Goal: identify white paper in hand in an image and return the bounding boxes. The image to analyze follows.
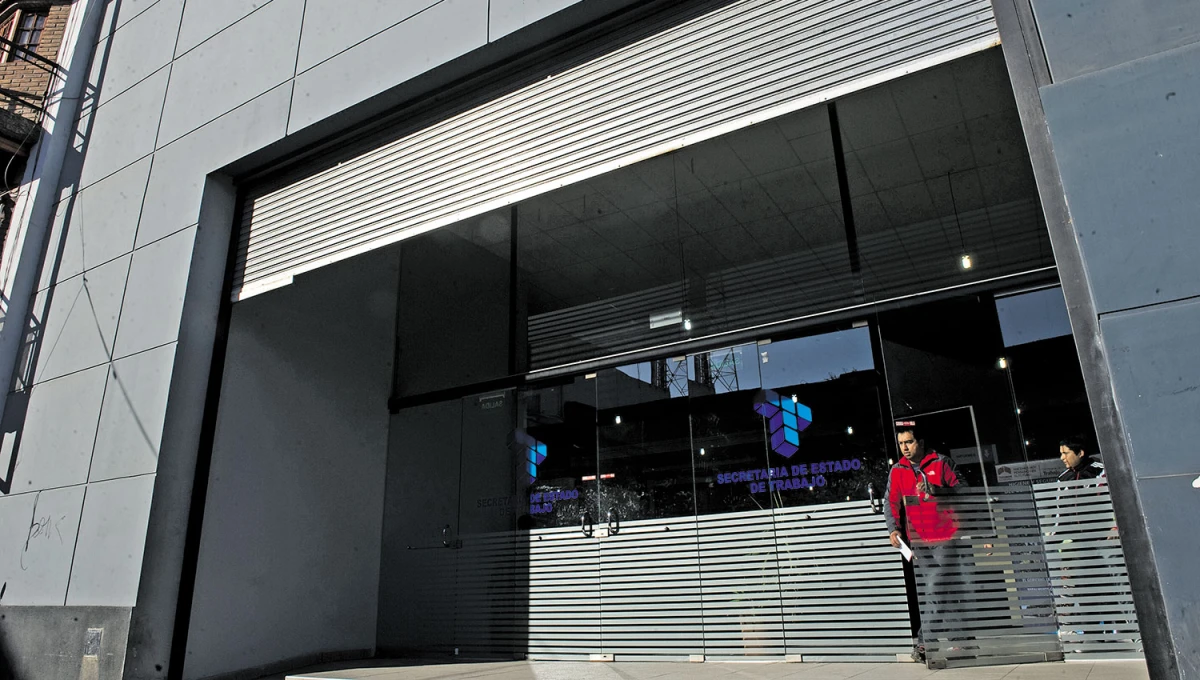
[896,538,914,562]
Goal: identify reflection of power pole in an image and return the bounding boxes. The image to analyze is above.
[652,358,690,397]
[694,353,713,389]
[706,350,740,393]
[651,359,668,390]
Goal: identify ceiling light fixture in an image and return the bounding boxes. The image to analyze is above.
[949,172,972,272]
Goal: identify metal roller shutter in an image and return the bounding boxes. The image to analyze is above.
[233,0,999,300]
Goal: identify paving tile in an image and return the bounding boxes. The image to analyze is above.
[276,660,1147,680]
[1081,661,1150,680]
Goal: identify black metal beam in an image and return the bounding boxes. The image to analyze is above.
[827,101,861,275]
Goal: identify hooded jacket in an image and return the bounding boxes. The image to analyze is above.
[1057,458,1105,482]
[884,451,961,543]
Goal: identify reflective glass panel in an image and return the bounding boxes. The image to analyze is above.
[519,377,598,529]
[515,105,854,370]
[596,359,695,522]
[837,48,1054,303]
[758,328,890,506]
[394,209,512,397]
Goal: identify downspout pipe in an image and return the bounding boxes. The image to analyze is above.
[0,0,105,418]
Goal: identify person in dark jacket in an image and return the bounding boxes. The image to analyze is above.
[1058,437,1105,481]
[885,422,963,664]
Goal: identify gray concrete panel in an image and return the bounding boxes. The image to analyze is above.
[138,83,291,247]
[28,254,129,383]
[156,0,302,146]
[37,157,152,293]
[288,0,487,133]
[0,606,131,680]
[0,365,107,494]
[0,493,36,589]
[120,177,237,680]
[183,249,395,680]
[1042,41,1200,315]
[66,474,157,606]
[489,0,581,41]
[89,344,176,484]
[96,0,161,41]
[0,485,85,605]
[114,226,196,358]
[76,67,170,190]
[1101,298,1200,479]
[176,0,272,56]
[1030,0,1200,82]
[1136,474,1200,679]
[90,0,183,107]
[297,0,438,73]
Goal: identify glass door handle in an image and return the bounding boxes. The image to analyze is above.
[607,510,620,535]
[868,483,883,514]
[581,514,594,538]
[442,524,461,549]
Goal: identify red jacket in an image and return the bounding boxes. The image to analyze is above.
[885,451,961,543]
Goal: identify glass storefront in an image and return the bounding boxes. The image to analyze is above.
[390,48,1055,398]
[377,47,1140,667]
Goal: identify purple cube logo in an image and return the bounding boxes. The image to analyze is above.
[512,430,548,484]
[753,389,812,458]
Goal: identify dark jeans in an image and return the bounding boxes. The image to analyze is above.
[913,540,962,650]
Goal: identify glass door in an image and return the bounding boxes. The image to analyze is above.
[594,358,702,661]
[876,296,1062,669]
[453,389,524,659]
[687,343,784,660]
[517,376,602,660]
[756,328,910,662]
[378,400,462,657]
[995,287,1142,659]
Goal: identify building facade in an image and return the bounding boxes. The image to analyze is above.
[0,0,71,252]
[0,1,1196,679]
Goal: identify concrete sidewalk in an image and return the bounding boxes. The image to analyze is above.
[276,659,1149,680]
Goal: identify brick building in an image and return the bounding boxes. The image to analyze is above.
[0,0,69,248]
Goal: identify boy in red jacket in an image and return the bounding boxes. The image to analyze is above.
[885,422,962,663]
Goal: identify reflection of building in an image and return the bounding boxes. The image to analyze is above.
[0,0,1194,678]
